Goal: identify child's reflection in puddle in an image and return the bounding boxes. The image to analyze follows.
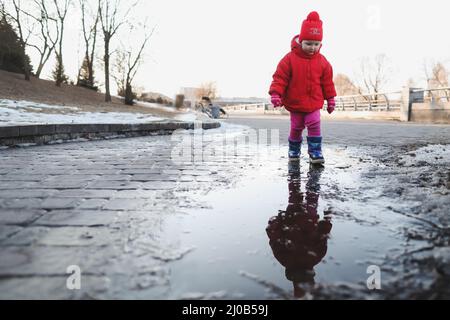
[266,162,332,298]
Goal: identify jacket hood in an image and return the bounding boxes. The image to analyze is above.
[291,35,322,59]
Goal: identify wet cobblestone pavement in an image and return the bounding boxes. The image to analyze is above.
[0,118,449,299]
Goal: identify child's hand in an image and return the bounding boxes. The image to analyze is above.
[327,97,336,114]
[271,94,282,108]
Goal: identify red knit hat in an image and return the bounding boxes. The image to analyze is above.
[299,11,323,42]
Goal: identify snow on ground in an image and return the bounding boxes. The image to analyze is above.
[136,100,181,113]
[136,100,208,122]
[0,99,205,126]
[401,144,450,166]
[0,99,80,111]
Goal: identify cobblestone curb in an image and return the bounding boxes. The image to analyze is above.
[0,121,220,147]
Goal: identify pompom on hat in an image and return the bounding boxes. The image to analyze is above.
[299,11,323,42]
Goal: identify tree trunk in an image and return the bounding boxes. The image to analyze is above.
[55,54,62,86]
[23,65,30,81]
[88,61,94,87]
[56,22,65,87]
[89,32,97,88]
[125,81,133,105]
[24,68,30,81]
[36,47,53,79]
[36,63,44,79]
[104,37,111,102]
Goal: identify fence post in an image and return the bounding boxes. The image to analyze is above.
[400,86,412,122]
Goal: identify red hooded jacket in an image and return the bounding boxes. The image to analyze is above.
[269,35,337,113]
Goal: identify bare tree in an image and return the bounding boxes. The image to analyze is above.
[98,0,138,102]
[113,25,153,105]
[334,74,360,96]
[424,60,449,89]
[195,81,218,100]
[112,48,126,98]
[26,0,59,78]
[423,59,449,100]
[3,0,59,79]
[4,0,35,80]
[358,54,392,95]
[423,59,434,88]
[77,0,98,89]
[52,0,71,86]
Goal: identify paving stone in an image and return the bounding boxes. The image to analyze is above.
[0,276,113,299]
[85,181,142,190]
[0,174,47,181]
[129,174,178,182]
[0,210,45,225]
[0,189,56,198]
[0,198,43,209]
[32,210,118,227]
[1,226,51,246]
[0,246,112,276]
[0,181,36,189]
[114,190,160,199]
[40,198,82,210]
[102,199,149,211]
[35,227,115,246]
[56,189,114,198]
[0,225,22,241]
[77,199,109,210]
[140,182,175,190]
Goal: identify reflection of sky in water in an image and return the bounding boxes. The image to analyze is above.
[159,147,414,299]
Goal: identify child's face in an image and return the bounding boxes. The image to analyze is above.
[301,40,322,55]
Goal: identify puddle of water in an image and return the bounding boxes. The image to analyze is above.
[149,147,419,299]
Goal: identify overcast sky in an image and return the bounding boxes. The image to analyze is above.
[28,0,450,99]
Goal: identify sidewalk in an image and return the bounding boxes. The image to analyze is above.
[0,123,247,299]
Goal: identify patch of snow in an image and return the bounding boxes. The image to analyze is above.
[0,99,79,111]
[402,144,450,166]
[173,111,218,122]
[47,140,64,145]
[0,98,165,125]
[16,143,37,147]
[174,112,200,122]
[179,292,205,300]
[204,290,228,299]
[433,247,450,276]
[137,101,208,122]
[136,101,181,113]
[215,122,250,132]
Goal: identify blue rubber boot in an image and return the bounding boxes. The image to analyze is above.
[288,139,302,161]
[307,136,325,164]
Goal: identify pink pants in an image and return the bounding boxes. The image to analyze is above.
[289,110,321,142]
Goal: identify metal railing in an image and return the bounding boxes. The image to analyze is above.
[223,103,268,111]
[330,91,402,111]
[223,92,403,112]
[412,87,450,103]
[222,87,450,113]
